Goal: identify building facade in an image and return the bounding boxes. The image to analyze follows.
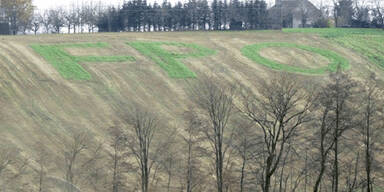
[268,0,322,28]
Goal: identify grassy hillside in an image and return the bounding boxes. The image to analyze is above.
[0,29,383,191]
[284,28,384,69]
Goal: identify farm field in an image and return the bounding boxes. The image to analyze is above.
[284,28,384,70]
[0,30,383,191]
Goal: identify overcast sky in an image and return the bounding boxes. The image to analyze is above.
[33,0,123,10]
[32,0,330,10]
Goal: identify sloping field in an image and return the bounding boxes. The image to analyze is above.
[0,30,383,190]
[284,28,384,70]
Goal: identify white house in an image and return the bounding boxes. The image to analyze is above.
[268,0,322,28]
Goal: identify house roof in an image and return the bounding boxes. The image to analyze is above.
[269,0,322,18]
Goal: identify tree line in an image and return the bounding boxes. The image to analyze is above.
[1,0,384,34]
[0,68,383,192]
[328,0,384,28]
[97,0,268,32]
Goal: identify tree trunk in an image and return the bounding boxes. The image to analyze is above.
[333,136,339,192]
[112,149,118,192]
[39,165,43,192]
[216,141,224,192]
[313,158,326,192]
[167,160,173,192]
[279,149,289,192]
[333,101,339,192]
[314,117,329,192]
[304,150,308,192]
[186,139,192,192]
[240,155,246,192]
[365,105,371,192]
[264,157,273,192]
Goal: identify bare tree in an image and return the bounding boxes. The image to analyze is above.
[61,129,91,188]
[108,126,128,192]
[309,67,357,192]
[239,74,313,192]
[63,9,72,34]
[160,143,180,192]
[183,110,205,192]
[48,8,65,33]
[352,0,370,27]
[32,141,50,192]
[344,151,362,192]
[0,144,30,191]
[83,2,98,33]
[189,75,236,192]
[372,0,384,28]
[328,69,356,192]
[31,12,42,35]
[0,145,17,176]
[332,0,340,27]
[72,3,80,33]
[18,12,32,34]
[277,138,292,192]
[80,140,105,191]
[359,73,383,192]
[276,140,307,192]
[312,97,336,192]
[77,3,87,33]
[7,156,30,191]
[231,118,256,192]
[1,0,34,35]
[63,3,79,34]
[41,10,51,33]
[125,106,159,192]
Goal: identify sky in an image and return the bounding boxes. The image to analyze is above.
[32,0,330,10]
[33,0,124,10]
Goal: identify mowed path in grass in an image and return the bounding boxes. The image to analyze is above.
[0,31,381,188]
[284,28,384,70]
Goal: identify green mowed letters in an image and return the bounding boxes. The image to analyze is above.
[32,41,216,79]
[241,42,350,74]
[32,41,351,80]
[127,41,216,78]
[30,42,135,80]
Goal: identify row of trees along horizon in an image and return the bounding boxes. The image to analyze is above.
[0,69,383,191]
[0,0,384,35]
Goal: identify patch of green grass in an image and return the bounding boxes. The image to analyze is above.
[283,28,384,38]
[128,41,216,78]
[374,185,384,192]
[283,28,384,69]
[241,42,350,74]
[76,55,135,63]
[31,43,135,80]
[55,42,110,48]
[334,35,384,69]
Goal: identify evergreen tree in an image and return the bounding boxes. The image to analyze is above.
[197,0,210,30]
[211,0,220,30]
[97,0,268,32]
